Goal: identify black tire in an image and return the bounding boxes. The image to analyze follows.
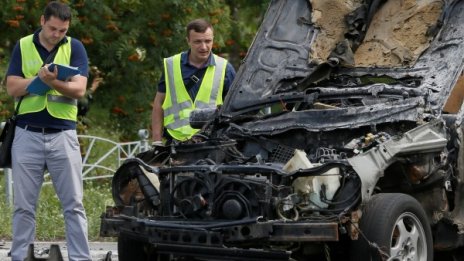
[351,193,433,261]
[118,233,158,261]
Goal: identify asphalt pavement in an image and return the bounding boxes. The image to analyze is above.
[1,240,462,261]
[0,241,118,261]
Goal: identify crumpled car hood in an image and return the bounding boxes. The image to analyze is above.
[221,0,464,125]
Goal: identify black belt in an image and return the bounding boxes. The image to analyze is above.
[17,123,65,134]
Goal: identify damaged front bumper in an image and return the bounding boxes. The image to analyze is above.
[100,211,340,260]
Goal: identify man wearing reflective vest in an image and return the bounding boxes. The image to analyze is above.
[5,2,91,260]
[151,18,236,144]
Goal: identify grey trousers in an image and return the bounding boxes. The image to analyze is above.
[10,127,91,261]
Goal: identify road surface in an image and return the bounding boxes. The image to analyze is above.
[1,240,463,260]
[0,241,118,260]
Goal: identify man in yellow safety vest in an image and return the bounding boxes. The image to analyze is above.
[151,18,236,144]
[5,1,91,260]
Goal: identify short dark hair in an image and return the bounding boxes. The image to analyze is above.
[43,1,72,22]
[186,19,213,38]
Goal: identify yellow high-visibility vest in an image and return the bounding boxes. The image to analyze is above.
[17,34,78,121]
[162,53,227,141]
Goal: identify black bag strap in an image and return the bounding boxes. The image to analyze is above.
[13,97,23,116]
[185,68,206,90]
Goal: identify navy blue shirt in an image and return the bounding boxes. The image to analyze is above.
[157,51,236,100]
[7,29,89,129]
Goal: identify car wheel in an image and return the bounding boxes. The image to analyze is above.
[118,233,159,261]
[351,193,433,261]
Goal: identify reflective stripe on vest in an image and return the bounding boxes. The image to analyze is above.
[17,35,78,121]
[162,53,227,141]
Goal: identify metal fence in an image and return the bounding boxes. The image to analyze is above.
[2,129,151,206]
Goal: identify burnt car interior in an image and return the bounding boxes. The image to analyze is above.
[101,0,464,260]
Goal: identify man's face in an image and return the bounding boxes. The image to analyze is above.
[40,15,69,47]
[187,27,214,64]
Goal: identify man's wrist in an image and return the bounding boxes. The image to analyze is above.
[152,140,163,146]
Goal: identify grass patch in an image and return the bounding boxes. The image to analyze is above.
[0,180,13,240]
[0,174,114,241]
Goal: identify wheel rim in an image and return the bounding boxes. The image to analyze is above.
[389,212,427,261]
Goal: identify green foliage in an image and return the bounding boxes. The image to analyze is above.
[0,47,13,120]
[0,184,13,239]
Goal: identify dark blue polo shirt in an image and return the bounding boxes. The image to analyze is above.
[6,29,89,129]
[157,51,236,100]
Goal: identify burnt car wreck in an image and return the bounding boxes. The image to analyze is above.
[100,0,464,260]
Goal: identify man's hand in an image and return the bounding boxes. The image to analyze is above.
[38,64,58,86]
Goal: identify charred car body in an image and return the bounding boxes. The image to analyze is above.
[100,0,464,260]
